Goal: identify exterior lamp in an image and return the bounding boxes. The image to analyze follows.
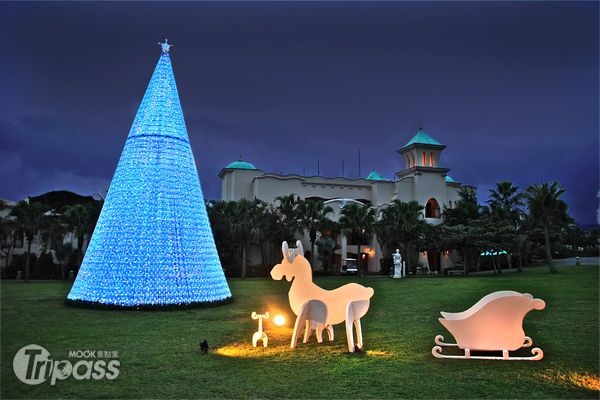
[273,314,286,327]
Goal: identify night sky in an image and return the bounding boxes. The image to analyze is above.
[1,2,598,225]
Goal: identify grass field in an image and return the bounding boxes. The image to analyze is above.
[1,265,598,399]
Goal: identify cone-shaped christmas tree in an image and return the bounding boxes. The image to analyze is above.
[67,41,232,308]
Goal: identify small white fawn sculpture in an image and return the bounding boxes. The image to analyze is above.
[252,311,269,348]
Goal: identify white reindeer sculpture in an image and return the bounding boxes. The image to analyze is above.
[271,241,374,353]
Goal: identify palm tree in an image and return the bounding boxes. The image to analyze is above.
[487,181,525,271]
[63,204,90,268]
[275,194,300,242]
[442,187,483,274]
[488,181,524,223]
[376,200,425,269]
[525,181,572,273]
[230,199,262,278]
[206,200,236,269]
[9,201,48,282]
[339,202,376,271]
[296,199,333,267]
[0,203,16,269]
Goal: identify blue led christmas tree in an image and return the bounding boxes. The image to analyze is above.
[67,40,232,308]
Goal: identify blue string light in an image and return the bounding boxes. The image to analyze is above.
[67,50,232,307]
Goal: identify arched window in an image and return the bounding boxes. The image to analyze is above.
[429,152,435,166]
[422,151,426,166]
[425,198,441,218]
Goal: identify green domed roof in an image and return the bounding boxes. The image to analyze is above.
[445,175,455,183]
[366,169,388,181]
[402,129,443,149]
[225,160,257,170]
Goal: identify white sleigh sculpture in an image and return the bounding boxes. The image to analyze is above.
[271,241,374,353]
[432,291,546,361]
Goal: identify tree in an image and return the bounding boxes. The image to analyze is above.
[339,202,376,271]
[0,213,15,270]
[488,181,524,222]
[9,201,48,282]
[207,200,236,270]
[375,200,426,269]
[296,199,333,267]
[487,181,525,271]
[316,236,337,272]
[442,187,482,274]
[275,194,300,243]
[229,199,263,278]
[63,204,92,269]
[525,181,573,273]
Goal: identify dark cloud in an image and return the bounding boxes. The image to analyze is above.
[1,1,598,224]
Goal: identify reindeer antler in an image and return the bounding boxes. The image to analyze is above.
[282,240,305,262]
[296,240,304,257]
[282,241,295,263]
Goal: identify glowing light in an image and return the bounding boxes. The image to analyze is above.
[273,314,286,327]
[67,49,232,307]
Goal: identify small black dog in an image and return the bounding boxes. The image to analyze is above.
[199,339,209,355]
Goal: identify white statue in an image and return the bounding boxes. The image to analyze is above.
[393,249,404,278]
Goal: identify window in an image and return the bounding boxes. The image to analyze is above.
[425,198,441,218]
[429,152,435,166]
[422,151,426,166]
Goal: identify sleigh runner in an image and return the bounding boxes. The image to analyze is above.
[432,291,545,361]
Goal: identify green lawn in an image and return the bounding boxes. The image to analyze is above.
[2,265,598,399]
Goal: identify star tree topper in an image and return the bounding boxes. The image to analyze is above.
[158,39,173,53]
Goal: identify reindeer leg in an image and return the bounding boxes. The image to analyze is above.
[291,314,302,348]
[353,319,363,349]
[345,303,357,352]
[326,325,334,341]
[303,320,312,344]
[345,318,355,353]
[315,323,324,343]
[291,302,309,348]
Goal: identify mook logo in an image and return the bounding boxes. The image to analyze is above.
[13,344,120,385]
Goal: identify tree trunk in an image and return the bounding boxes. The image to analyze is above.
[242,245,247,279]
[357,244,362,275]
[544,225,558,273]
[310,241,316,270]
[25,241,32,282]
[77,234,84,267]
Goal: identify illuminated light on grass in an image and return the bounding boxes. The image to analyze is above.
[538,371,600,391]
[365,350,394,357]
[273,314,286,326]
